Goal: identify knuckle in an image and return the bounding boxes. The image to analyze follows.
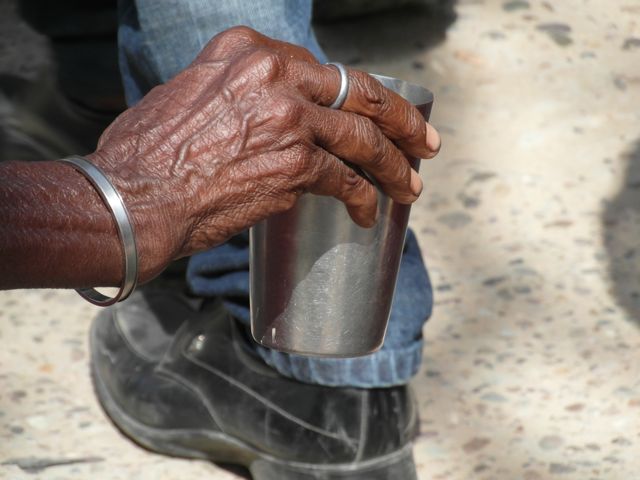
[353,71,386,107]
[357,118,385,165]
[269,96,305,126]
[353,71,411,123]
[220,26,259,46]
[340,170,362,195]
[405,110,425,142]
[243,49,284,82]
[257,50,283,76]
[204,26,260,56]
[285,144,313,181]
[360,181,378,206]
[345,178,375,209]
[225,25,259,41]
[280,192,299,211]
[297,47,318,64]
[371,89,392,118]
[351,70,373,89]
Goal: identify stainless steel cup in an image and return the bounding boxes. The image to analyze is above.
[250,75,433,357]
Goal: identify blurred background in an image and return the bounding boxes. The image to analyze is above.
[1,0,639,478]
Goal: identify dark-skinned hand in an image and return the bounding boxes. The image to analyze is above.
[87,26,441,282]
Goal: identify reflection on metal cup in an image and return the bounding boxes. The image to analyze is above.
[250,75,433,357]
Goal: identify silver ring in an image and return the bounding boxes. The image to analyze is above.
[325,62,349,110]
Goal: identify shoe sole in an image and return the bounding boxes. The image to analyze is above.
[90,326,418,479]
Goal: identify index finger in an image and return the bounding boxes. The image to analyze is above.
[291,62,441,160]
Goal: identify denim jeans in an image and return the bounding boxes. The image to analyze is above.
[118,0,433,387]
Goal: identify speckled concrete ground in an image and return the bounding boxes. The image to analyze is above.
[2,1,640,479]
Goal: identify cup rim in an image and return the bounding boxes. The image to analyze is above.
[371,73,434,106]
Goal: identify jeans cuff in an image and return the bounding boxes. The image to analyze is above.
[254,340,423,388]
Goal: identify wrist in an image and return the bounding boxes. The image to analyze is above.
[85,151,186,284]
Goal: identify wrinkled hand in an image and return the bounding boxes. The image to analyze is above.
[88,26,441,282]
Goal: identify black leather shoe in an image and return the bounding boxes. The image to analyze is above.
[90,289,419,479]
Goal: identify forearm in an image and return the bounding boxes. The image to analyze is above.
[0,160,126,289]
[0,157,168,290]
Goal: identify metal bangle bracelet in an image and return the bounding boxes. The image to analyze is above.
[58,155,138,306]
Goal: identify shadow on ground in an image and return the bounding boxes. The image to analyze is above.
[603,139,640,325]
[315,1,457,66]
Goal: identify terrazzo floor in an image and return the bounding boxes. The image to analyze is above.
[2,0,640,479]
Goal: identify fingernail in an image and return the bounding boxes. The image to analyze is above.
[425,122,441,155]
[410,169,423,197]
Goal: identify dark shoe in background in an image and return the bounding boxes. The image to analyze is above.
[0,0,123,162]
[90,289,420,479]
[0,73,120,161]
